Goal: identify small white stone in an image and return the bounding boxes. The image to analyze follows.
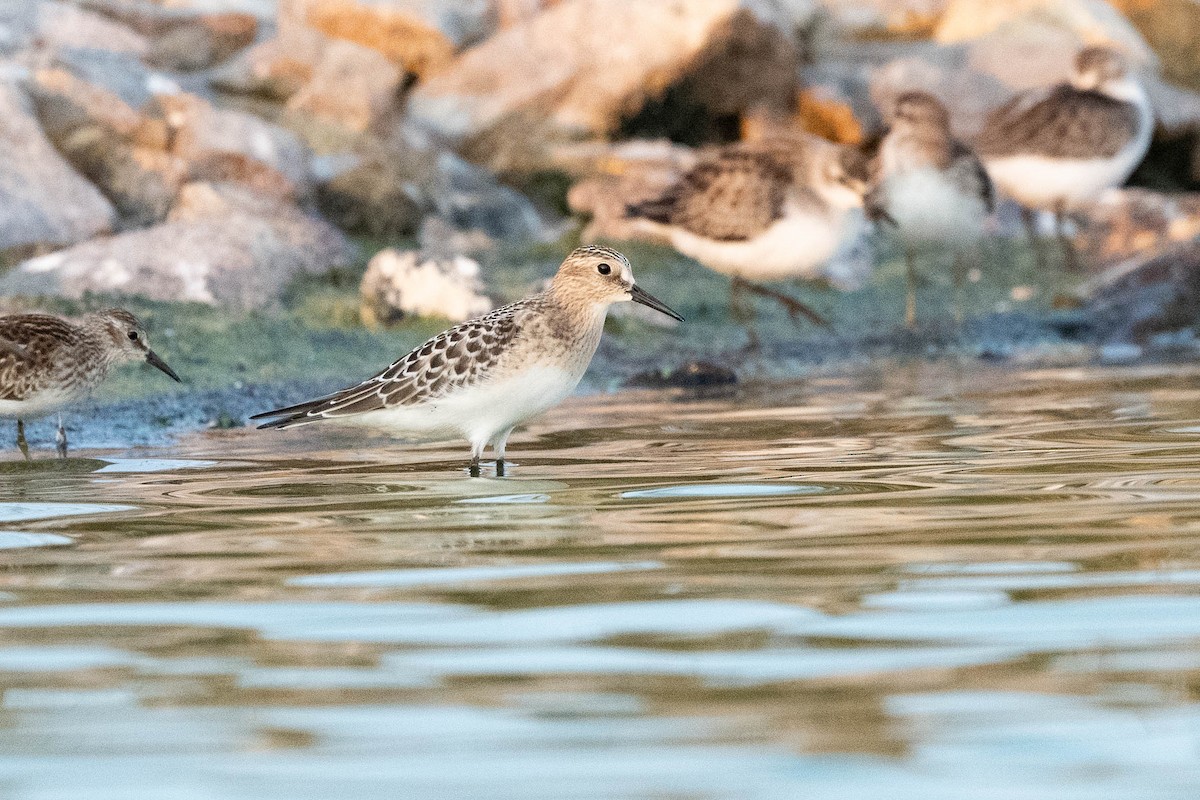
[360,249,493,325]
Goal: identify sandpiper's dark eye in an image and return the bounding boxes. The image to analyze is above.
[597,263,612,275]
[128,331,139,341]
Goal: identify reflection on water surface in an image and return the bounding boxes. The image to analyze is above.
[2,361,1200,798]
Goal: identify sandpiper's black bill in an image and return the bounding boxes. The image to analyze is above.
[146,349,182,382]
[630,284,684,322]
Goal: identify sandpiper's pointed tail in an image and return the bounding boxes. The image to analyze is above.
[250,394,341,430]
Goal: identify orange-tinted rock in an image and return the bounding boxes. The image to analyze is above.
[297,0,493,78]
[1109,0,1200,92]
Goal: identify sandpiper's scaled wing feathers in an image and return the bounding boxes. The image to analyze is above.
[0,337,28,361]
[627,150,790,241]
[252,302,526,429]
[977,84,1140,160]
[0,315,81,401]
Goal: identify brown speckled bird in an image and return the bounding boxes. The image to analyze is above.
[252,246,682,477]
[625,133,869,327]
[865,92,994,328]
[976,45,1153,270]
[0,309,181,458]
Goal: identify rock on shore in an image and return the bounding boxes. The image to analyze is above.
[0,183,354,310]
[0,80,115,264]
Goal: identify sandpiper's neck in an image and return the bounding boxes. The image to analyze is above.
[76,315,123,379]
[541,286,610,339]
[883,126,953,174]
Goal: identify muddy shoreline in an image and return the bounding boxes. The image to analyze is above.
[11,302,1185,455]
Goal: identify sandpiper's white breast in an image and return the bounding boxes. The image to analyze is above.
[885,168,988,249]
[668,202,860,282]
[986,143,1149,208]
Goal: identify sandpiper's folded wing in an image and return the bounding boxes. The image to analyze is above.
[0,315,80,401]
[626,151,790,242]
[0,337,28,359]
[251,303,524,429]
[976,85,1139,160]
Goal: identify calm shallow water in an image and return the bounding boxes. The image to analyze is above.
[2,360,1200,798]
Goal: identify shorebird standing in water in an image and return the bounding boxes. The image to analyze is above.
[976,45,1153,271]
[0,309,181,458]
[624,133,868,331]
[253,246,682,477]
[865,91,994,328]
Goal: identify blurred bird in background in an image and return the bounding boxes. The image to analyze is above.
[865,92,994,328]
[625,131,870,340]
[976,45,1153,271]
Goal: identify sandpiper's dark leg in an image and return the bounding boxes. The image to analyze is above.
[491,428,512,478]
[15,420,29,461]
[952,251,967,326]
[1020,206,1046,271]
[728,277,753,323]
[469,456,481,478]
[740,281,829,328]
[1054,200,1080,273]
[905,248,919,329]
[55,416,67,459]
[728,278,761,352]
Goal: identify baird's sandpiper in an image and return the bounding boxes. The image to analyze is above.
[0,308,181,458]
[252,246,682,477]
[865,91,994,328]
[625,133,868,329]
[976,45,1153,271]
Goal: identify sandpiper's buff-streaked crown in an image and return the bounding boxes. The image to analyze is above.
[252,246,682,476]
[0,308,181,458]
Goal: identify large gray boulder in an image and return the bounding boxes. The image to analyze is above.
[159,92,313,197]
[0,182,354,310]
[29,66,185,226]
[0,80,115,264]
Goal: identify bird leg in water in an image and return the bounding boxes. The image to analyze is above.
[15,419,29,461]
[1054,200,1080,273]
[739,281,829,328]
[905,248,919,330]
[495,459,506,478]
[55,416,67,459]
[1020,206,1047,272]
[469,455,481,478]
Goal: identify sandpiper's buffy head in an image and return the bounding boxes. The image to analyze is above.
[86,308,181,382]
[892,91,952,134]
[1073,46,1128,91]
[551,246,683,321]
